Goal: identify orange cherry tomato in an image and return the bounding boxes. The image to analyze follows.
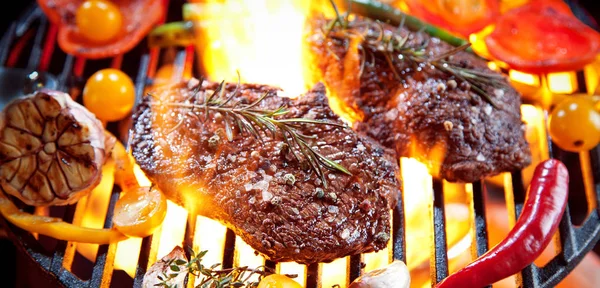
[113,186,167,238]
[257,274,302,288]
[548,97,600,152]
[75,0,123,43]
[83,68,135,122]
[37,0,165,59]
[404,0,499,37]
[486,0,600,74]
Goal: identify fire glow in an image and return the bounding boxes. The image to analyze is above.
[97,0,591,286]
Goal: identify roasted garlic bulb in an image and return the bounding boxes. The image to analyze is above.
[0,90,109,206]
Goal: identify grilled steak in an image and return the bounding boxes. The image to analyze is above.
[305,17,531,182]
[130,79,400,264]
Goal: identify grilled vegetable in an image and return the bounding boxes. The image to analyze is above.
[348,0,471,50]
[0,90,108,206]
[403,0,499,37]
[142,246,187,288]
[83,68,136,122]
[0,191,127,243]
[348,261,410,288]
[37,0,165,59]
[485,0,600,73]
[257,274,302,288]
[436,159,569,287]
[549,97,600,152]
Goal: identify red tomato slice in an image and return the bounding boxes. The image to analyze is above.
[485,0,600,74]
[405,0,499,38]
[37,0,165,59]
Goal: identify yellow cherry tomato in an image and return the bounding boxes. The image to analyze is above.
[113,186,167,238]
[257,274,302,288]
[75,0,123,43]
[549,97,600,152]
[83,68,135,121]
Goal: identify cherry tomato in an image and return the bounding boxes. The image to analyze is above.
[37,0,165,59]
[83,68,135,122]
[257,274,302,288]
[405,0,499,37]
[549,97,600,152]
[113,186,167,238]
[75,0,123,43]
[486,0,600,74]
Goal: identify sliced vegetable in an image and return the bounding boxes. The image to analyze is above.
[257,274,302,288]
[404,0,499,38]
[485,0,600,73]
[113,186,167,237]
[436,159,569,287]
[37,0,165,59]
[548,97,600,152]
[83,68,135,122]
[349,0,471,50]
[0,191,126,244]
[148,21,196,48]
[110,135,167,238]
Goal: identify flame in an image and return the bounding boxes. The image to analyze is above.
[187,0,317,96]
[278,262,307,286]
[547,72,577,94]
[321,257,348,288]
[76,162,115,264]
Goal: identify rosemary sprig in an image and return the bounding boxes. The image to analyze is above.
[151,78,351,188]
[323,0,507,108]
[155,247,297,288]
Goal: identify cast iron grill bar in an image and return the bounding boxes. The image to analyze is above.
[306,263,320,287]
[26,16,47,70]
[1,1,600,288]
[392,185,406,263]
[89,187,122,288]
[131,48,161,288]
[349,254,362,282]
[222,229,237,269]
[472,180,489,257]
[432,179,449,283]
[0,23,16,65]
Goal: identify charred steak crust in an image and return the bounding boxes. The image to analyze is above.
[306,17,532,182]
[130,80,401,264]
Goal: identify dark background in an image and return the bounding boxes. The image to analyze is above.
[0,0,600,287]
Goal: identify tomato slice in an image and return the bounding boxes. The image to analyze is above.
[113,186,167,238]
[485,0,600,74]
[404,0,499,37]
[37,0,165,59]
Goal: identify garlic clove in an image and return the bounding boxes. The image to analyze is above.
[348,260,410,288]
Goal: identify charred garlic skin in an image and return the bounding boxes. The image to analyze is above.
[0,90,107,206]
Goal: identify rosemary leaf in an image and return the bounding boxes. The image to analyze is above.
[153,78,352,187]
[321,3,509,108]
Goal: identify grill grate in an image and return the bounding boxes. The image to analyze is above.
[1,1,600,288]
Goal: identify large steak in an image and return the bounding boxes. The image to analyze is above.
[130,79,401,264]
[305,16,532,182]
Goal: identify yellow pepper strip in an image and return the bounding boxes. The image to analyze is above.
[110,134,140,192]
[0,192,127,244]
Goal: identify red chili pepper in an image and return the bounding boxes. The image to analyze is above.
[436,159,569,288]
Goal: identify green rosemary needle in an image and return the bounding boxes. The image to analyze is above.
[323,0,508,108]
[151,78,351,188]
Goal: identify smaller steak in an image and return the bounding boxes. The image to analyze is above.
[130,79,401,264]
[305,16,532,182]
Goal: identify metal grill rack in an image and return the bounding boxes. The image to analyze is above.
[1,1,599,287]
